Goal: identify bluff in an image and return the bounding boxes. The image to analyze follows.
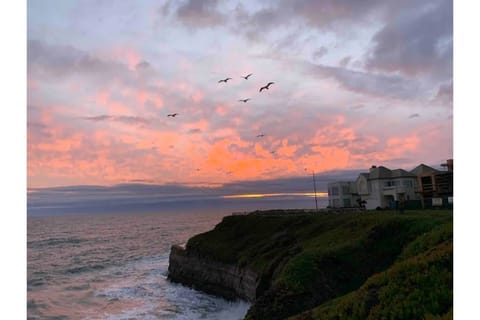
[168,209,452,319]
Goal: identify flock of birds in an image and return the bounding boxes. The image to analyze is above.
[165,73,278,176]
[167,73,274,118]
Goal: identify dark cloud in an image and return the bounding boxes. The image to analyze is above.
[366,0,452,79]
[234,6,286,41]
[135,61,151,70]
[28,39,125,79]
[27,121,52,140]
[82,115,150,126]
[408,113,420,119]
[83,115,112,122]
[350,104,365,110]
[283,0,385,29]
[312,46,328,61]
[233,0,386,38]
[128,179,158,184]
[27,169,362,211]
[432,81,453,106]
[115,116,150,125]
[338,56,352,68]
[187,128,203,134]
[162,0,225,27]
[305,62,421,99]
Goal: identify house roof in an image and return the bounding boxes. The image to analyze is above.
[367,166,417,180]
[368,166,392,179]
[410,163,439,176]
[391,169,416,178]
[355,173,369,182]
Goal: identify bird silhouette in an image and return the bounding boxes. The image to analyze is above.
[242,73,253,80]
[259,82,275,92]
[218,77,232,83]
[167,113,178,117]
[256,133,266,138]
[239,98,251,103]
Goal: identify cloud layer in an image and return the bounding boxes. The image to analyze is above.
[28,0,453,190]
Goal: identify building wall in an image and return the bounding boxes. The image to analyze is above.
[327,181,358,208]
[354,176,419,210]
[328,163,443,211]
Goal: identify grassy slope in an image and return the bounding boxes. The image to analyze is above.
[185,210,453,320]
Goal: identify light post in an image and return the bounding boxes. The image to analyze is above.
[312,170,319,212]
[305,168,319,212]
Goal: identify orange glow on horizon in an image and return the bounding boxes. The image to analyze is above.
[222,192,328,199]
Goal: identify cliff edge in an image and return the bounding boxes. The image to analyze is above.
[168,209,452,320]
[168,243,258,301]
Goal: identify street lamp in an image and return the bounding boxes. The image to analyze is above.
[312,170,319,212]
[305,168,319,212]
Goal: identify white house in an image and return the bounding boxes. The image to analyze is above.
[327,181,358,208]
[356,166,420,210]
[328,165,420,210]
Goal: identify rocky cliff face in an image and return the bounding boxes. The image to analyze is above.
[168,244,259,302]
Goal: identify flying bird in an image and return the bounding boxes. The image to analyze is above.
[256,133,266,138]
[242,73,253,80]
[167,113,178,117]
[259,82,275,92]
[218,77,232,83]
[239,98,251,103]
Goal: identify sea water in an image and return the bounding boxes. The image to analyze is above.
[27,211,250,320]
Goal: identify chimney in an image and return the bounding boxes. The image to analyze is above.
[441,159,453,172]
[370,165,377,173]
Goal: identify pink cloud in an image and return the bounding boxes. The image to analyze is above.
[192,90,204,103]
[98,46,140,70]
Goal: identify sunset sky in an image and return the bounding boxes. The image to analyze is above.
[27,0,453,190]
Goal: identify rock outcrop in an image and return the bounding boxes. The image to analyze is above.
[168,244,258,302]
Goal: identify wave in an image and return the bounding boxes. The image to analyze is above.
[28,237,87,249]
[64,264,105,274]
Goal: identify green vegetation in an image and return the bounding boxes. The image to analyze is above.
[185,209,453,320]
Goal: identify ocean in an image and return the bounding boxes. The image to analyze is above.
[27,211,251,320]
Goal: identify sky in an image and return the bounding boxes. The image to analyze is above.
[6,2,480,316]
[27,0,453,194]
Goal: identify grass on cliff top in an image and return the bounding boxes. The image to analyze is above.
[186,209,452,319]
[288,220,453,320]
[187,209,451,275]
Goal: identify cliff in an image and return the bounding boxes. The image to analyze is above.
[168,244,258,301]
[167,209,452,320]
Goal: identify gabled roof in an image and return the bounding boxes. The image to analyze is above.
[368,166,392,179]
[356,172,369,182]
[410,163,439,176]
[391,169,416,178]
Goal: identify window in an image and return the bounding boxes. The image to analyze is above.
[343,198,351,207]
[402,180,413,187]
[331,186,339,196]
[384,180,397,187]
[342,185,350,194]
[333,199,340,207]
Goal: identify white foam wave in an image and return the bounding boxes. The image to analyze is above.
[92,254,250,319]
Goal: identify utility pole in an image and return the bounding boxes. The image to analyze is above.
[312,170,318,212]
